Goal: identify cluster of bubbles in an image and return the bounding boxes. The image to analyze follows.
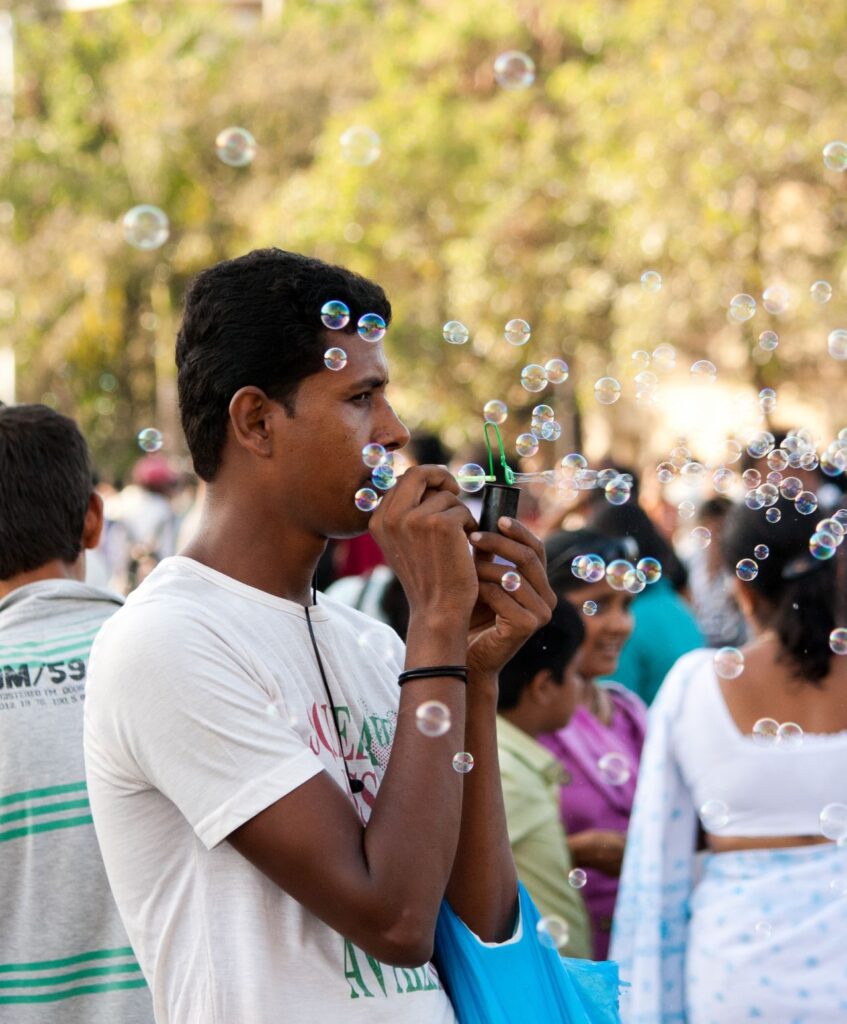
[571,552,662,597]
[354,442,402,512]
[751,718,804,747]
[319,299,387,371]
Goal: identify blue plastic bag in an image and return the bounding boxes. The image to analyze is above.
[434,883,620,1023]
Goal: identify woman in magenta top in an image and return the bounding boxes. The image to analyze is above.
[538,530,648,958]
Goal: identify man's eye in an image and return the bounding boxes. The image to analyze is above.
[351,392,372,403]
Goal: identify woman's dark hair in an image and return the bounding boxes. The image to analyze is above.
[497,599,586,711]
[176,248,392,481]
[0,405,93,579]
[544,528,640,594]
[721,498,846,684]
[589,501,688,592]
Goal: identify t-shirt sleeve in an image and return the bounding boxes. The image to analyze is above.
[86,609,324,850]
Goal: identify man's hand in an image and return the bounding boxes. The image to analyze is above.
[465,516,556,680]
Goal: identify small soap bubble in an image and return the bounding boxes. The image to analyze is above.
[699,799,730,831]
[689,526,711,550]
[766,507,782,524]
[714,646,745,679]
[561,452,588,472]
[753,921,773,942]
[747,431,775,459]
[744,488,765,511]
[678,500,696,520]
[340,125,381,166]
[776,721,803,747]
[452,751,475,774]
[516,433,539,458]
[753,544,769,560]
[354,487,380,512]
[324,347,348,371]
[573,553,606,583]
[362,443,387,468]
[820,803,847,841]
[795,490,818,516]
[568,868,588,889]
[640,270,662,293]
[582,600,597,616]
[712,468,736,494]
[605,476,631,506]
[742,468,762,489]
[779,476,803,500]
[830,628,847,655]
[759,387,777,413]
[623,567,647,594]
[443,320,469,345]
[372,464,396,491]
[357,313,386,342]
[637,557,663,584]
[823,140,847,172]
[656,461,676,484]
[415,700,451,738]
[598,752,631,786]
[493,50,535,90]
[810,531,837,560]
[320,299,350,329]
[457,463,487,493]
[729,293,756,322]
[652,343,677,372]
[736,558,758,582]
[215,126,257,167]
[536,916,570,950]
[762,286,789,315]
[540,420,562,442]
[594,376,621,405]
[122,204,169,250]
[758,482,780,507]
[632,349,651,370]
[827,329,847,361]
[483,399,508,424]
[137,427,163,453]
[532,404,554,422]
[752,718,780,745]
[690,359,717,382]
[605,559,633,591]
[768,448,789,471]
[504,318,531,345]
[810,280,833,305]
[501,570,521,592]
[521,364,548,393]
[758,330,779,351]
[544,358,569,384]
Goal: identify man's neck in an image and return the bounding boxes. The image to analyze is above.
[500,707,543,740]
[0,560,83,601]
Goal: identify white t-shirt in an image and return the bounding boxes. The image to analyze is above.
[83,556,456,1024]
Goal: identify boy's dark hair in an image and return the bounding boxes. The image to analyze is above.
[0,405,93,579]
[176,248,392,481]
[497,600,586,711]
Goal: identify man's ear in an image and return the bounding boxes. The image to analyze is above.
[527,668,557,706]
[82,491,104,551]
[228,386,282,461]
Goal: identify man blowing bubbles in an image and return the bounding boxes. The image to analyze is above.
[84,249,555,1023]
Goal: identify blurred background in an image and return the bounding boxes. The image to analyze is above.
[0,0,845,482]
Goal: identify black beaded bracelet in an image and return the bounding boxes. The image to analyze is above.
[398,664,468,687]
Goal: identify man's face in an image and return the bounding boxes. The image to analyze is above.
[270,335,410,539]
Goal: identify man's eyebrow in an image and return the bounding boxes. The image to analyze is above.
[347,375,389,391]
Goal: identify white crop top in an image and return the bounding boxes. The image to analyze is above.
[670,649,847,837]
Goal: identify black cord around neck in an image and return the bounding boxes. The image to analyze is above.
[303,603,365,796]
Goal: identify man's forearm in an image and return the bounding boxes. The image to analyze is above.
[444,673,518,941]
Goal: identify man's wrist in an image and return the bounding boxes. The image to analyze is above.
[405,612,469,667]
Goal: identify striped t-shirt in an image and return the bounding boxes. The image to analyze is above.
[0,579,153,1023]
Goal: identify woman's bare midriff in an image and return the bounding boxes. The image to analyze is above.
[706,834,831,853]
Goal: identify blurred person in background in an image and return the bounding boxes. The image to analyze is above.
[612,498,847,1023]
[589,499,704,705]
[539,530,648,958]
[496,600,593,960]
[685,496,748,648]
[0,405,153,1022]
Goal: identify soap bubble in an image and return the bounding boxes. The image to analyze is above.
[640,270,662,293]
[415,700,451,738]
[521,364,548,393]
[652,343,676,372]
[594,376,621,405]
[493,50,535,90]
[768,448,789,471]
[323,347,348,371]
[758,330,779,352]
[623,568,647,594]
[573,553,606,583]
[758,482,780,508]
[810,531,837,560]
[744,489,765,511]
[354,487,380,512]
[562,452,588,472]
[752,718,780,745]
[443,320,469,345]
[372,464,396,491]
[122,205,169,250]
[689,526,711,549]
[714,647,745,679]
[215,126,257,167]
[823,140,847,172]
[362,442,387,468]
[762,286,789,315]
[605,559,633,591]
[357,313,386,342]
[568,868,588,889]
[582,600,597,616]
[678,500,696,520]
[776,721,803,747]
[830,628,847,655]
[779,476,803,500]
[504,318,531,345]
[516,433,539,458]
[340,125,381,166]
[690,359,717,382]
[598,752,631,786]
[656,462,676,484]
[742,468,762,489]
[759,388,777,413]
[536,916,570,950]
[532,404,554,422]
[795,491,818,516]
[483,399,508,424]
[544,358,569,384]
[452,751,475,774]
[501,571,521,593]
[766,507,782,523]
[632,349,651,369]
[137,427,163,453]
[699,799,730,831]
[753,921,773,942]
[729,294,756,322]
[747,431,775,459]
[712,468,736,494]
[828,329,847,361]
[811,280,833,305]
[637,557,662,584]
[457,464,488,493]
[605,476,631,506]
[753,544,769,560]
[540,420,562,442]
[320,299,350,329]
[820,803,847,841]
[736,558,758,581]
